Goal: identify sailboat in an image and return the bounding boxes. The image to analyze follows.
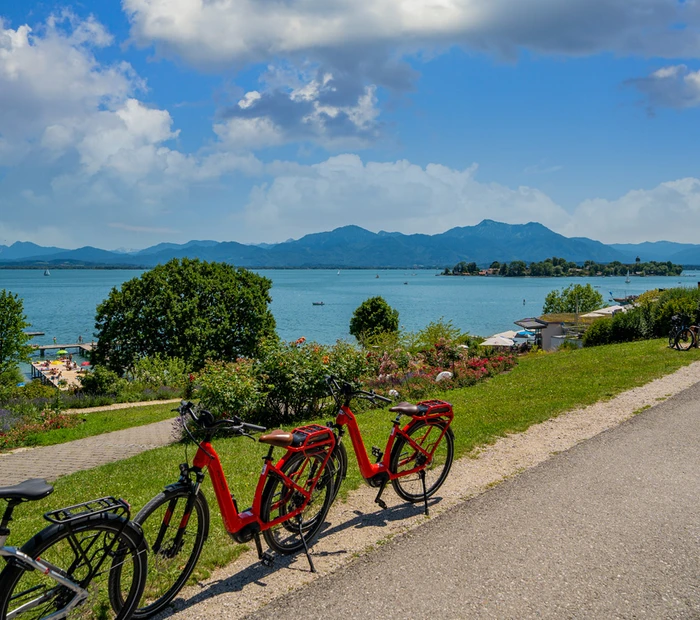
[625,270,630,284]
[43,269,50,276]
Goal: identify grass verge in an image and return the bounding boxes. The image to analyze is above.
[8,403,177,450]
[6,340,700,587]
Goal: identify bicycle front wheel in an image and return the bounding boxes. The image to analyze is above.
[115,488,209,619]
[390,420,455,503]
[261,451,334,554]
[0,514,146,620]
[676,328,695,351]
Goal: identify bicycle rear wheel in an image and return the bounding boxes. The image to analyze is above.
[261,451,334,554]
[0,514,146,620]
[390,420,454,503]
[112,488,209,619]
[676,328,695,351]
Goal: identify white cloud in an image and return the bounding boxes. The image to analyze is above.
[627,64,700,110]
[240,154,570,241]
[231,154,700,245]
[124,0,698,70]
[215,66,381,149]
[566,178,700,243]
[0,14,138,154]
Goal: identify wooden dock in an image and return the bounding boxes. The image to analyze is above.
[31,343,95,357]
[31,360,86,390]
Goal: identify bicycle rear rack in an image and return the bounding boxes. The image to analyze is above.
[44,497,130,524]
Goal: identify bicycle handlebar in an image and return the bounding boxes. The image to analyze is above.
[324,376,392,405]
[174,401,266,435]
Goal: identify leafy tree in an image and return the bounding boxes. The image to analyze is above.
[542,284,604,315]
[93,258,276,373]
[507,260,527,277]
[499,262,508,276]
[0,290,32,384]
[349,296,399,343]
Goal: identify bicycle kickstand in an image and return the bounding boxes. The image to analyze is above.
[374,478,388,510]
[419,469,429,516]
[297,516,316,573]
[254,533,274,568]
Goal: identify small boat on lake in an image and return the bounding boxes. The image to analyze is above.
[312,301,325,306]
[43,269,50,276]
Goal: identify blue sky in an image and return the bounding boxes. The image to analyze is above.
[1,0,699,249]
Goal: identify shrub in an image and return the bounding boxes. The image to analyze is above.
[257,338,333,423]
[128,355,188,390]
[196,358,264,421]
[78,366,125,396]
[583,318,613,347]
[0,409,79,452]
[349,297,399,343]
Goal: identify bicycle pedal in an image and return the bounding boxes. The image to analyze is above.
[375,498,388,510]
[260,551,275,568]
[371,446,383,462]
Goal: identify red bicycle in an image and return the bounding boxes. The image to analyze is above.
[114,401,336,618]
[325,376,455,515]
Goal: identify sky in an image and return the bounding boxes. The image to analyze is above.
[1,0,699,250]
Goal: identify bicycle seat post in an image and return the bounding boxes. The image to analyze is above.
[0,500,18,547]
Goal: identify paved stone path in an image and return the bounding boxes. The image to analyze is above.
[0,418,177,486]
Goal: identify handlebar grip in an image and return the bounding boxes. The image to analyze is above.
[374,394,392,403]
[243,422,267,432]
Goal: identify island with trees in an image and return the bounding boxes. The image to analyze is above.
[442,256,684,277]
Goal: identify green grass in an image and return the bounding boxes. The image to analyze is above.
[7,339,699,586]
[17,403,178,449]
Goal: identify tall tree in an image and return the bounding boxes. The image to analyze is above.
[0,290,32,382]
[542,284,604,315]
[93,258,276,373]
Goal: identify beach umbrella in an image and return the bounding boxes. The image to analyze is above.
[56,349,68,355]
[480,335,515,347]
[81,361,91,367]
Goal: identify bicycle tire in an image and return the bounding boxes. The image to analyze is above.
[389,420,455,503]
[676,328,695,351]
[327,440,348,504]
[113,488,209,619]
[668,329,678,348]
[261,451,334,554]
[0,513,146,620]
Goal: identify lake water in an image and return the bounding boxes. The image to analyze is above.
[2,269,699,351]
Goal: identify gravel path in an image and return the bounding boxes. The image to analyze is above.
[154,360,700,619]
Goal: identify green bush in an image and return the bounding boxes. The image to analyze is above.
[583,317,613,347]
[196,358,264,421]
[349,296,399,343]
[78,366,125,396]
[128,355,189,390]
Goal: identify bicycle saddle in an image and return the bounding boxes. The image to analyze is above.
[389,402,422,416]
[0,478,54,502]
[259,429,294,448]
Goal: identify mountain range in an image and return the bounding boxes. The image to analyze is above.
[2,220,700,269]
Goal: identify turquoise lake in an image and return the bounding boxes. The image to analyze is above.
[2,269,698,350]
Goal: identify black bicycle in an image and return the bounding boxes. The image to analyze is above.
[0,478,147,619]
[668,315,696,351]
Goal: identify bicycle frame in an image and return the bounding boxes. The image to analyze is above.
[335,403,453,484]
[182,431,334,542]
